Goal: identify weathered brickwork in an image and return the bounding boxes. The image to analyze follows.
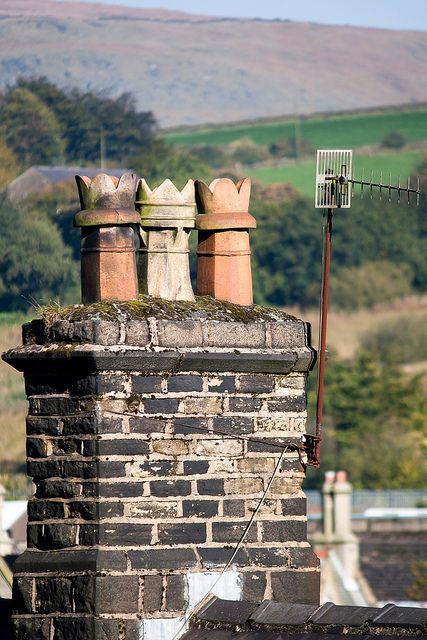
[4,312,318,639]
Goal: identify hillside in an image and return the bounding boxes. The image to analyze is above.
[1,0,427,127]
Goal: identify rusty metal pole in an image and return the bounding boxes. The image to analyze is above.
[313,207,333,466]
[195,178,256,306]
[74,173,140,304]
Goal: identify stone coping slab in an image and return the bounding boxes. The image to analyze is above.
[3,345,314,375]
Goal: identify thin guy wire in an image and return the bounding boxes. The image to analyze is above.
[171,447,287,640]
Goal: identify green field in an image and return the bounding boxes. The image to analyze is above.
[165,108,427,148]
[248,150,423,198]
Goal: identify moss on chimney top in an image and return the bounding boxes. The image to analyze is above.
[40,295,299,325]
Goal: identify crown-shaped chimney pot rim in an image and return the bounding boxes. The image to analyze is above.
[74,173,140,227]
[195,177,251,215]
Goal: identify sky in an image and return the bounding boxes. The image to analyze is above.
[61,0,427,31]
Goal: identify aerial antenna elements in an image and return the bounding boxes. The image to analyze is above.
[306,150,421,468]
[315,149,420,209]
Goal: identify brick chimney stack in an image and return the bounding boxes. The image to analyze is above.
[3,170,320,640]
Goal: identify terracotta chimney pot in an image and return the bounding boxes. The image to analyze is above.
[195,178,256,305]
[135,178,196,301]
[74,173,140,304]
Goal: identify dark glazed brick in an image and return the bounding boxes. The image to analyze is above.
[97,439,149,456]
[261,520,307,543]
[14,618,52,640]
[25,373,69,396]
[74,373,125,395]
[27,459,62,479]
[212,416,253,435]
[212,521,257,543]
[208,376,236,393]
[99,523,152,545]
[223,500,245,517]
[55,438,83,456]
[26,438,49,458]
[14,548,127,573]
[132,375,162,394]
[130,548,198,570]
[247,437,300,454]
[28,500,64,521]
[246,547,290,567]
[98,482,145,498]
[242,571,267,602]
[12,576,33,613]
[26,416,61,436]
[183,500,219,518]
[28,524,78,550]
[288,546,320,569]
[95,575,139,613]
[94,619,120,640]
[228,397,263,412]
[239,375,275,393]
[126,620,141,638]
[35,480,81,499]
[166,574,187,611]
[168,375,203,392]
[61,461,97,479]
[173,417,208,435]
[271,570,320,605]
[68,501,98,520]
[281,497,307,516]
[34,576,94,614]
[144,398,180,414]
[98,416,123,434]
[129,416,167,434]
[267,395,306,413]
[183,460,209,475]
[29,396,90,416]
[198,547,248,568]
[99,502,124,518]
[54,617,94,640]
[62,415,97,435]
[197,479,225,495]
[150,480,191,497]
[144,574,163,612]
[79,524,97,546]
[98,462,126,478]
[158,522,206,544]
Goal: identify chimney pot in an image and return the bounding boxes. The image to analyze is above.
[74,173,140,304]
[195,178,256,305]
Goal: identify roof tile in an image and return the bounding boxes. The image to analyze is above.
[250,601,319,626]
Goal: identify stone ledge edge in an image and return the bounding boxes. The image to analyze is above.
[3,346,315,375]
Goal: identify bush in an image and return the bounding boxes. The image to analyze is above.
[228,137,270,165]
[362,314,427,364]
[269,136,314,159]
[381,130,406,149]
[329,260,413,310]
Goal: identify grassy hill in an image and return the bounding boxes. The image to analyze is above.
[249,149,424,198]
[1,1,427,127]
[166,107,427,147]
